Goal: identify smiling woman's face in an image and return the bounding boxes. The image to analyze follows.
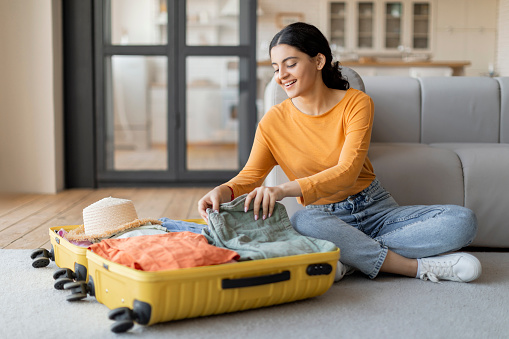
[270,44,323,98]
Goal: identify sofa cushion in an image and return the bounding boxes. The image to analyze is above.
[368,143,464,206]
[432,143,509,247]
[363,76,421,143]
[496,77,509,143]
[420,77,500,144]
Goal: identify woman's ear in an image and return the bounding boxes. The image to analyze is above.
[316,53,326,71]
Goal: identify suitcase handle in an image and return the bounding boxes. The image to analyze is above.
[222,270,290,289]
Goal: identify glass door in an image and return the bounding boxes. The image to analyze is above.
[357,2,375,49]
[330,2,347,51]
[185,56,240,171]
[412,2,430,49]
[385,2,402,49]
[179,0,257,181]
[95,0,257,186]
[101,0,171,176]
[184,0,241,172]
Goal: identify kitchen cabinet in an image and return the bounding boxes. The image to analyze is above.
[325,0,433,55]
[411,3,431,49]
[357,2,375,49]
[384,2,403,49]
[329,2,347,48]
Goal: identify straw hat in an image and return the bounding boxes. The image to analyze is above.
[66,197,161,242]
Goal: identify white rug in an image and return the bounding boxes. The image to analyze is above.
[1,250,508,339]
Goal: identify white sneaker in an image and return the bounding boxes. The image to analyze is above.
[419,253,482,283]
[334,261,355,282]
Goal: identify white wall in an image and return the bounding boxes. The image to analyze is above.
[0,0,63,193]
[498,0,509,76]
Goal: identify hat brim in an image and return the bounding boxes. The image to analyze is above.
[65,218,162,242]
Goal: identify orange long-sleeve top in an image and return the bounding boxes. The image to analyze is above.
[226,88,377,206]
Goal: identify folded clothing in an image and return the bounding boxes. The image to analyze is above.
[58,229,93,247]
[203,194,337,260]
[89,231,239,271]
[110,224,168,239]
[158,218,207,234]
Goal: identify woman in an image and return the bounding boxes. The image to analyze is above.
[198,22,481,283]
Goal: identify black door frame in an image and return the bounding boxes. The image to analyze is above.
[63,0,96,188]
[63,0,258,188]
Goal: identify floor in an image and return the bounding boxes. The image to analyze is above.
[3,188,502,253]
[0,187,212,250]
[114,144,238,171]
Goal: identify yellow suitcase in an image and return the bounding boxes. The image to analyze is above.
[30,225,89,289]
[50,225,90,283]
[31,220,207,290]
[66,247,340,333]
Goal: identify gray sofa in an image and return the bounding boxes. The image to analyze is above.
[263,69,509,248]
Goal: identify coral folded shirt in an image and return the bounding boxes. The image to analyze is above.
[89,231,239,271]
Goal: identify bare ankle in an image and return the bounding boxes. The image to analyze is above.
[380,250,418,278]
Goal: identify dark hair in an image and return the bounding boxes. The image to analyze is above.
[269,22,350,90]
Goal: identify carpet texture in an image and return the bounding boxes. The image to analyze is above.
[1,250,508,338]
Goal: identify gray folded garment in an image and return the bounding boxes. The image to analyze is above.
[202,194,337,260]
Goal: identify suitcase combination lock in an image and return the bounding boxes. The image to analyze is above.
[306,263,333,276]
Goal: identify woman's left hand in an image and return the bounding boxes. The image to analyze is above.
[244,186,284,221]
[244,181,302,220]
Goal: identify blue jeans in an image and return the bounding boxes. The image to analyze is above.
[158,218,207,234]
[290,179,477,279]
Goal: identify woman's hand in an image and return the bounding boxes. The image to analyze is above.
[244,181,302,220]
[197,185,232,222]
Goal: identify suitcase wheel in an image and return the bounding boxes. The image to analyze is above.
[54,277,73,290]
[30,248,54,268]
[108,307,133,320]
[66,292,88,302]
[63,281,90,302]
[53,268,76,280]
[30,248,47,260]
[109,308,135,333]
[111,320,134,334]
[32,257,50,268]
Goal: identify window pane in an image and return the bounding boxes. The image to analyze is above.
[413,3,430,49]
[186,0,240,46]
[385,2,402,49]
[105,56,168,171]
[110,0,167,45]
[358,2,374,48]
[186,56,239,170]
[330,2,347,50]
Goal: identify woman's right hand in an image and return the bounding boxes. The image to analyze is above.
[197,185,232,222]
